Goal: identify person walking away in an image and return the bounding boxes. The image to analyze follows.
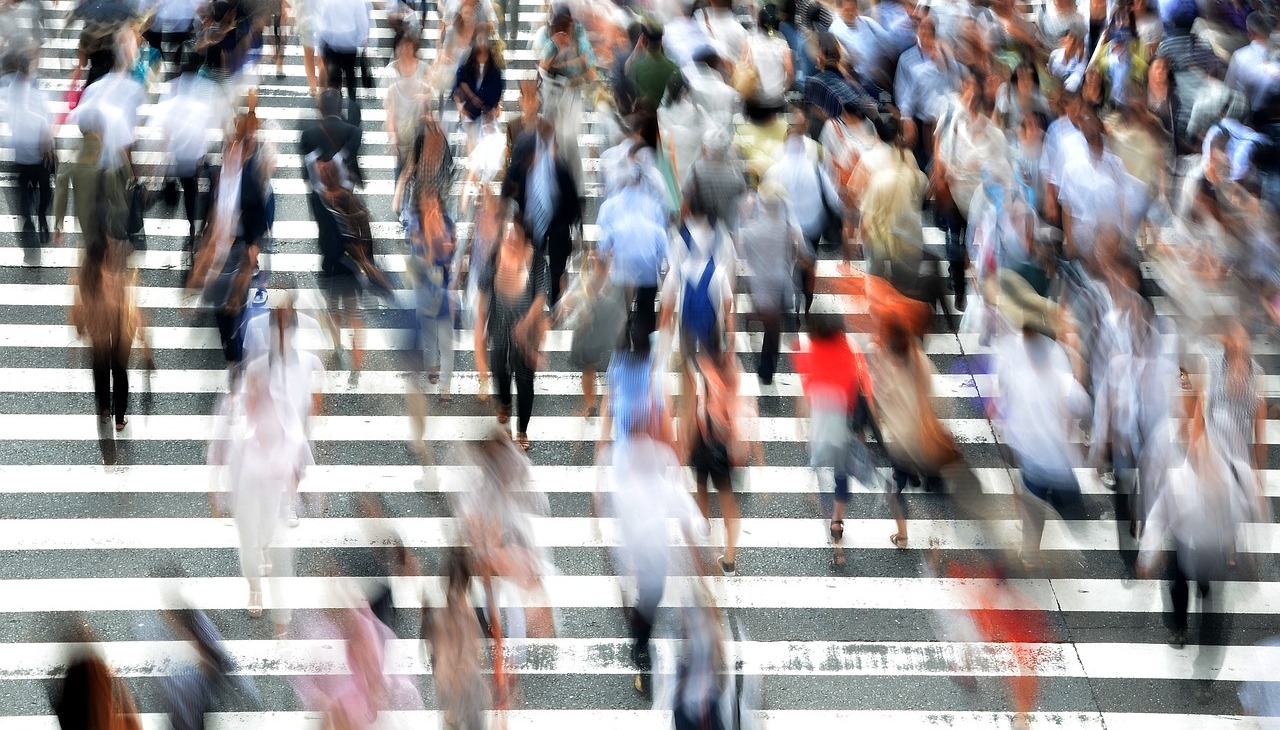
[69,240,149,442]
[687,353,746,576]
[474,218,548,450]
[660,191,736,452]
[53,638,142,730]
[595,160,669,344]
[1,45,53,246]
[794,316,873,569]
[559,249,627,419]
[991,272,1092,571]
[739,182,804,384]
[605,426,707,696]
[425,548,490,730]
[315,0,370,99]
[52,109,129,250]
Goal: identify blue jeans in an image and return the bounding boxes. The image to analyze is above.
[1020,469,1084,557]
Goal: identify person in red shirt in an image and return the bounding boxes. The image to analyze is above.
[793,316,873,569]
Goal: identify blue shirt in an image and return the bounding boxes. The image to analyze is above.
[598,193,669,288]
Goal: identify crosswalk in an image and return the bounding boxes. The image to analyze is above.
[0,0,1277,727]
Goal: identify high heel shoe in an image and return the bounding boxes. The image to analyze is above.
[248,590,263,617]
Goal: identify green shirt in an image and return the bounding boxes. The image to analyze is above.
[628,50,679,107]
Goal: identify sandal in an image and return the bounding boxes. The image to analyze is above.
[829,550,847,570]
[115,418,128,433]
[890,533,908,549]
[829,519,844,542]
[516,432,530,451]
[496,405,510,424]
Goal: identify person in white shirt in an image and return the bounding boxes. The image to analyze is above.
[0,45,53,242]
[693,0,748,70]
[684,49,741,136]
[992,274,1091,569]
[316,0,370,97]
[1224,12,1274,109]
[1057,114,1137,262]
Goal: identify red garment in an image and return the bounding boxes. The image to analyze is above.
[794,335,872,409]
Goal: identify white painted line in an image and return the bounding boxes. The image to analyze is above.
[0,516,1272,552]
[4,463,1279,498]
[0,324,970,356]
[0,367,987,400]
[0,283,876,317]
[0,247,868,279]
[0,413,1000,444]
[1,637,1276,681]
[0,575,1277,614]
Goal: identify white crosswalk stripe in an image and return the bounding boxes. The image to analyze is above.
[0,0,1275,726]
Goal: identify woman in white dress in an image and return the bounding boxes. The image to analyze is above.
[212,304,321,636]
[384,29,431,181]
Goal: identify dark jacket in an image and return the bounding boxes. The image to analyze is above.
[299,112,363,188]
[453,55,506,120]
[502,130,582,255]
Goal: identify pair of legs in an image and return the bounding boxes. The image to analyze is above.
[1018,470,1086,568]
[491,338,536,444]
[693,449,739,573]
[91,340,131,429]
[324,278,365,372]
[234,480,294,635]
[321,45,358,99]
[756,305,782,385]
[14,162,51,241]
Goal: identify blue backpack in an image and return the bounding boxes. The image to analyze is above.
[679,224,720,352]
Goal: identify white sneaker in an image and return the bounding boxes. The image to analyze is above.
[286,500,300,527]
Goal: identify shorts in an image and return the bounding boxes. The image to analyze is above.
[323,274,359,312]
[679,327,723,366]
[690,430,733,489]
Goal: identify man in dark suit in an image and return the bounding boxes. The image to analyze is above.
[502,117,582,307]
[299,88,363,190]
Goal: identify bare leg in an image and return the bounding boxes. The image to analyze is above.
[694,473,711,521]
[580,365,596,416]
[304,45,319,95]
[720,484,739,565]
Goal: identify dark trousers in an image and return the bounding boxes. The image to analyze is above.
[14,162,50,235]
[757,307,782,383]
[628,284,659,343]
[629,576,663,671]
[492,341,535,433]
[91,342,130,426]
[547,244,571,308]
[912,117,935,176]
[323,45,359,98]
[937,206,968,306]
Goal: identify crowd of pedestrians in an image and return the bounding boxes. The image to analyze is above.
[8,0,1280,724]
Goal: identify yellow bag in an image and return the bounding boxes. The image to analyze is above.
[731,42,761,99]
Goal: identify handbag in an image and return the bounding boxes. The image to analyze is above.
[731,41,761,99]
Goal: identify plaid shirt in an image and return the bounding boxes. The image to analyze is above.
[805,66,879,122]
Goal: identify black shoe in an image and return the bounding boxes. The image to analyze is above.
[953,291,967,312]
[1168,629,1186,649]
